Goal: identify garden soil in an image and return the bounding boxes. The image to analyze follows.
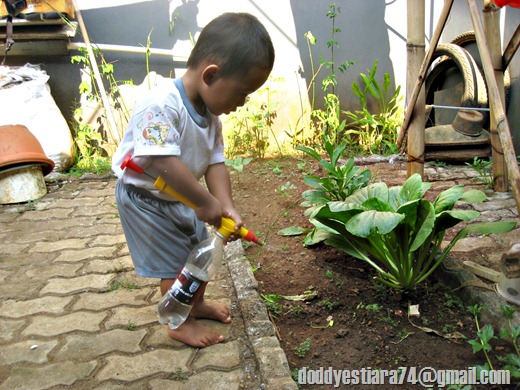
[231,156,518,390]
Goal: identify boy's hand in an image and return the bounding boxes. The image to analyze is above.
[194,195,224,228]
[223,208,243,243]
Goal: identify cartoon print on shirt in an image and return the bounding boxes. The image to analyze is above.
[135,109,181,148]
[142,122,170,146]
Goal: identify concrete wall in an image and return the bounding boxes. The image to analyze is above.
[4,0,520,155]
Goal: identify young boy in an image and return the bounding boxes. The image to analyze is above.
[111,13,274,348]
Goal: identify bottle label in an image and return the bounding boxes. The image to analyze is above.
[170,267,207,305]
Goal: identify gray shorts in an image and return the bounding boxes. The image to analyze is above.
[115,180,209,279]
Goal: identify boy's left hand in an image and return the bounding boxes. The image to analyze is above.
[223,208,243,243]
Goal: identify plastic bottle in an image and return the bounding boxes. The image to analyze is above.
[156,224,234,329]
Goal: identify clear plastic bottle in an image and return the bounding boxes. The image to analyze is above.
[156,229,228,329]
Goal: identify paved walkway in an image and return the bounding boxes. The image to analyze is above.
[0,163,519,389]
[0,175,297,390]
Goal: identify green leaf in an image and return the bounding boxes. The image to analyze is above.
[459,189,487,203]
[346,210,405,238]
[345,182,389,205]
[408,200,436,252]
[433,185,464,213]
[278,226,308,236]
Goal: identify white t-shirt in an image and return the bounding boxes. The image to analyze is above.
[112,78,225,201]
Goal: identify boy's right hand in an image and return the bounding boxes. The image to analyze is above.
[194,195,223,228]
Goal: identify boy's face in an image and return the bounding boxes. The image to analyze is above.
[203,66,270,116]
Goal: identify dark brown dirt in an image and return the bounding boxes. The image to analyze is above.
[231,156,517,390]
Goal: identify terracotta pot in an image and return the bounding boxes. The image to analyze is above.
[0,124,54,176]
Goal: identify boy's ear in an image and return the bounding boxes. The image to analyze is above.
[202,65,220,85]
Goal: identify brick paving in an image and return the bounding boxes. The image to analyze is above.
[0,176,297,390]
[1,163,519,389]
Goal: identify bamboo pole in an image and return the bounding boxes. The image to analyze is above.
[72,0,121,147]
[406,0,425,177]
[502,23,520,70]
[483,0,508,192]
[397,0,454,149]
[467,0,520,214]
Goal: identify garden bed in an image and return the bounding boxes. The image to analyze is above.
[231,156,518,389]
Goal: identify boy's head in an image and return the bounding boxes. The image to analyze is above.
[187,12,275,79]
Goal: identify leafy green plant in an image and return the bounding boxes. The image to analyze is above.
[70,45,133,173]
[291,4,354,150]
[304,173,516,290]
[295,338,312,358]
[344,60,403,155]
[225,156,252,176]
[468,304,520,379]
[276,182,297,198]
[297,134,371,210]
[225,77,281,158]
[466,156,493,188]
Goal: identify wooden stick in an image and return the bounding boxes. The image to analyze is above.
[467,0,520,214]
[397,0,454,148]
[406,0,425,177]
[502,23,520,70]
[483,0,508,192]
[72,0,121,146]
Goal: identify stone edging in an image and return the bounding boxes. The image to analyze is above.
[225,240,298,389]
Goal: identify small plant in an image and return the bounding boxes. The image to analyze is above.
[319,299,339,312]
[290,4,355,150]
[295,338,312,358]
[297,133,371,212]
[467,304,520,380]
[225,77,281,158]
[304,173,516,290]
[261,294,283,315]
[69,42,135,175]
[225,156,253,174]
[466,156,493,188]
[109,278,139,291]
[325,270,334,280]
[344,60,404,156]
[276,182,297,198]
[126,321,137,331]
[357,302,381,312]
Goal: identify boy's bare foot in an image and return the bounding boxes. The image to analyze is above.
[191,300,232,324]
[167,317,224,348]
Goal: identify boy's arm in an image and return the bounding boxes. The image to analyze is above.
[151,156,223,227]
[205,162,243,230]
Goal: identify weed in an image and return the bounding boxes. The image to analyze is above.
[286,305,305,317]
[430,160,450,168]
[395,328,412,342]
[225,77,281,158]
[443,324,458,334]
[261,294,283,315]
[466,157,493,188]
[225,156,253,174]
[444,292,464,311]
[379,315,398,327]
[467,304,520,380]
[344,60,403,156]
[109,278,139,291]
[325,270,334,280]
[168,368,189,383]
[276,182,297,198]
[356,302,382,312]
[295,338,312,358]
[290,368,302,388]
[319,299,339,312]
[126,321,137,331]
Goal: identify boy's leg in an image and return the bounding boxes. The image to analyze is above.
[160,278,230,348]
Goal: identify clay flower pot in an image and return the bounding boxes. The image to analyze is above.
[0,124,54,175]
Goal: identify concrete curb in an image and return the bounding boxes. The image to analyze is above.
[225,240,298,389]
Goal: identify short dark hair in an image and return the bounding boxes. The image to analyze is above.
[187,12,275,78]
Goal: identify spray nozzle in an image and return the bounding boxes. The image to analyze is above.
[121,154,263,245]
